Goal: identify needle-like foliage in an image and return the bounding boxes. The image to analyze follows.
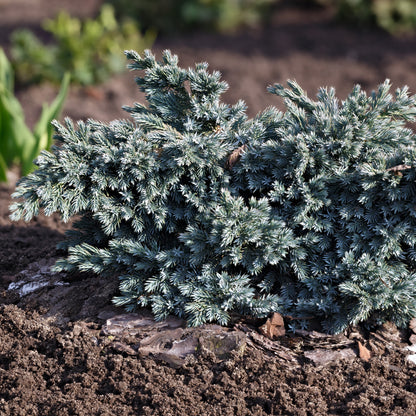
[10,50,416,332]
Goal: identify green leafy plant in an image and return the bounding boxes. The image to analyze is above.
[0,49,69,181]
[109,0,275,33]
[10,50,416,333]
[11,4,155,86]
[336,0,416,34]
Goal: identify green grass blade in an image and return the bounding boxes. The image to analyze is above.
[24,72,70,175]
[0,152,7,182]
[0,87,35,167]
[0,48,14,92]
[33,72,70,149]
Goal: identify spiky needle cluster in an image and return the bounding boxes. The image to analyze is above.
[11,50,416,332]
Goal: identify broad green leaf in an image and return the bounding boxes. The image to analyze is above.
[0,48,69,180]
[30,72,70,168]
[0,85,35,167]
[0,152,7,182]
[0,48,13,92]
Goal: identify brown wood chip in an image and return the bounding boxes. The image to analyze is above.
[259,312,286,339]
[358,341,371,362]
[225,144,247,170]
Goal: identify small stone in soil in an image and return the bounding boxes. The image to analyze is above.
[103,312,185,337]
[304,348,356,367]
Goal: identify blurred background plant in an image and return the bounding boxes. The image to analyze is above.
[107,0,277,33]
[10,4,155,86]
[0,48,69,181]
[8,0,416,89]
[334,0,416,34]
[105,0,416,35]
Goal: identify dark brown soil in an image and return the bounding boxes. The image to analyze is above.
[1,1,416,415]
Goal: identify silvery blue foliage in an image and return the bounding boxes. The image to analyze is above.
[11,50,416,332]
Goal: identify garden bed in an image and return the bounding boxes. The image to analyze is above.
[1,1,416,414]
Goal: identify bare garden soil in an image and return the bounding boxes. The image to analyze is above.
[1,0,416,414]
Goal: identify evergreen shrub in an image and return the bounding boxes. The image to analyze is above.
[10,50,416,333]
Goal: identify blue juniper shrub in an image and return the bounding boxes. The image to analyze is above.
[10,50,416,333]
